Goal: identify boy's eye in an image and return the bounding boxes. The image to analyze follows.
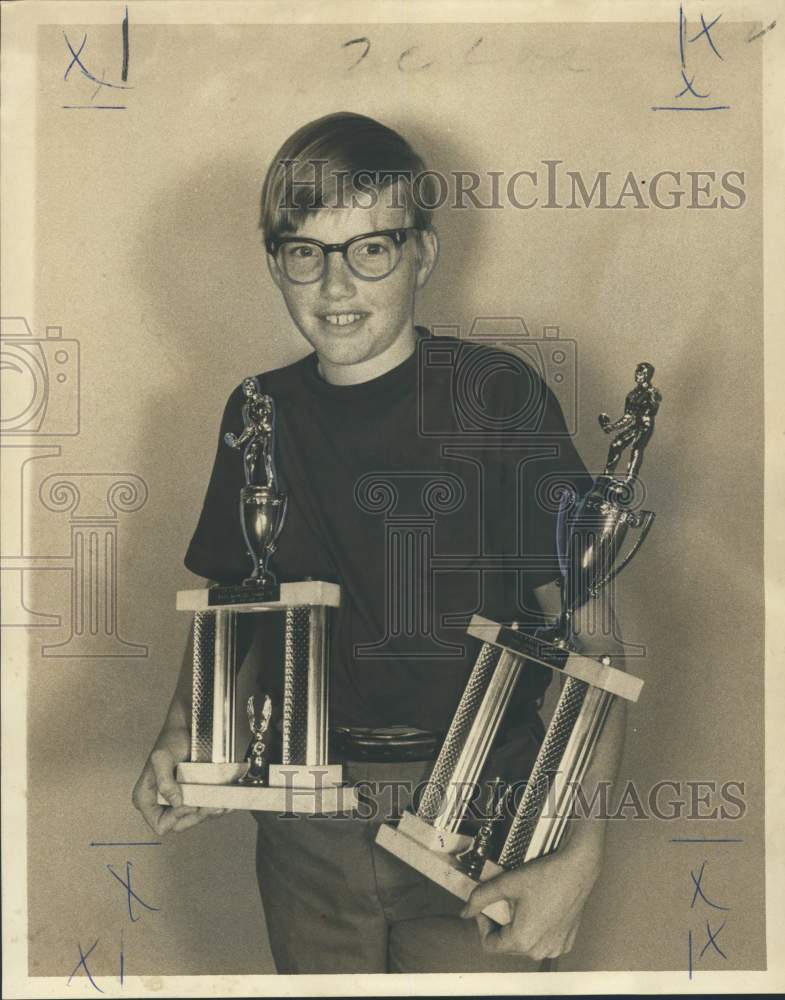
[285,244,317,259]
[356,241,384,256]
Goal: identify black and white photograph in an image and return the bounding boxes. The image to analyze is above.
[2,0,784,995]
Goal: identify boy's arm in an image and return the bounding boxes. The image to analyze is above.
[462,581,627,959]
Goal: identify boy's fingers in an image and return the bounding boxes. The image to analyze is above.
[168,807,228,834]
[133,769,172,834]
[475,914,497,946]
[475,915,514,954]
[171,805,199,818]
[475,915,509,953]
[150,750,183,807]
[155,807,181,836]
[461,871,516,919]
[171,810,211,833]
[137,801,165,836]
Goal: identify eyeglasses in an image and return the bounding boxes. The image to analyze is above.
[265,228,419,284]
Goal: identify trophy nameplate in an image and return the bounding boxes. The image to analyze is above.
[375,363,662,922]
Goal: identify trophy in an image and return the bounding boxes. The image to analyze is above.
[376,363,661,923]
[169,377,357,813]
[454,778,510,879]
[239,694,273,786]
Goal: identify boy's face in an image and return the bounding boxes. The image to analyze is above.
[267,201,437,373]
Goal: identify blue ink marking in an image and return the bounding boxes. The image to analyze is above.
[689,12,724,59]
[106,862,160,923]
[90,841,161,847]
[700,918,728,959]
[61,105,127,110]
[68,939,103,993]
[688,927,693,979]
[654,4,728,112]
[676,69,710,99]
[690,860,731,911]
[119,928,124,986]
[651,105,730,111]
[679,3,686,67]
[64,33,87,80]
[63,32,133,90]
[670,837,743,843]
[121,7,129,82]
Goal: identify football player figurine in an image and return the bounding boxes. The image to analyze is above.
[224,376,277,489]
[599,362,662,481]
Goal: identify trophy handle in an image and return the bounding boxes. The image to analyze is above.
[590,509,655,596]
[277,494,289,542]
[267,494,288,558]
[556,487,578,578]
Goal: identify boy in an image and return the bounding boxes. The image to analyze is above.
[133,112,626,974]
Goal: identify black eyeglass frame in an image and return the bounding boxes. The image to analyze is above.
[265,227,420,284]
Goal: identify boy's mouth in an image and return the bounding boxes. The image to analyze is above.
[318,311,368,329]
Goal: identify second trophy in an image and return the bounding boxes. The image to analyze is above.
[376,363,661,922]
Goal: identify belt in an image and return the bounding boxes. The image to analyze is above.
[330,726,442,763]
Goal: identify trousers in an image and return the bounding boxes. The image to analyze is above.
[253,725,550,974]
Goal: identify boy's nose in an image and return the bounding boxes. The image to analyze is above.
[321,251,356,299]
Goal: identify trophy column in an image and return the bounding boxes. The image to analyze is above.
[416,641,521,836]
[190,609,238,770]
[280,604,330,768]
[497,677,613,866]
[190,611,215,763]
[267,601,343,789]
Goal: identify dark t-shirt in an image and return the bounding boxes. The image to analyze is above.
[185,330,590,732]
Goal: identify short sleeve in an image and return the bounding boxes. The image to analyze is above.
[521,379,592,591]
[483,356,593,596]
[479,358,593,706]
[184,382,251,583]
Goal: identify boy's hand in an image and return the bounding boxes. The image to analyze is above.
[132,727,226,836]
[460,832,603,959]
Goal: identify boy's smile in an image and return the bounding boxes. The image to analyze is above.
[267,202,438,385]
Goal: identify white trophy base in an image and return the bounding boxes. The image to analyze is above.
[163,762,358,814]
[267,763,344,787]
[375,811,513,925]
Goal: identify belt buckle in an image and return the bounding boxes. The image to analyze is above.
[331,726,440,763]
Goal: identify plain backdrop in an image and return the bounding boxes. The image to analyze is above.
[18,19,764,975]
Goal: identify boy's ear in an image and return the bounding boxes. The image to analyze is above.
[266,249,285,291]
[415,228,439,290]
